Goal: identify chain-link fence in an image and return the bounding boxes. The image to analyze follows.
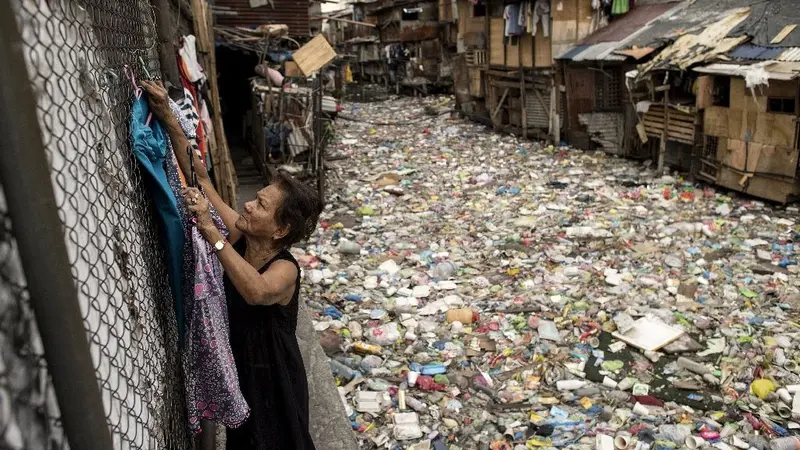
[4,0,191,448]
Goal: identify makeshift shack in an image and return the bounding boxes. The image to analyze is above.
[556,2,679,155]
[456,0,607,140]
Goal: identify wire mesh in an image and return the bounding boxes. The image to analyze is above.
[9,0,190,448]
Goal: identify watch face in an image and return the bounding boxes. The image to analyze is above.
[215,240,225,251]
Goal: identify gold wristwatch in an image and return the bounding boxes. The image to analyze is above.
[214,239,226,252]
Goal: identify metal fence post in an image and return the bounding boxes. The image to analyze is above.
[0,1,114,449]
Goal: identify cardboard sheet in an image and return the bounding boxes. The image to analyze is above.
[292,34,337,76]
[611,317,685,352]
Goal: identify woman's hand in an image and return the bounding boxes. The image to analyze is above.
[183,187,215,233]
[140,80,171,121]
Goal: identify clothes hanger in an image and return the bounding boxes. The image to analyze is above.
[125,64,154,127]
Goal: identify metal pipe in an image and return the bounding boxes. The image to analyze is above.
[0,2,113,449]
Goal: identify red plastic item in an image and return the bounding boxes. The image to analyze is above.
[416,375,447,391]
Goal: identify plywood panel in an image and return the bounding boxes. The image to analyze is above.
[534,30,552,67]
[292,34,337,76]
[729,78,745,111]
[716,166,800,203]
[754,113,795,147]
[490,18,504,66]
[704,106,728,137]
[696,76,713,110]
[467,18,484,34]
[552,0,577,21]
[469,68,484,98]
[552,20,578,44]
[507,39,520,68]
[744,93,767,113]
[521,34,533,67]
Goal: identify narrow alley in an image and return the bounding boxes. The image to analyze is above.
[303,97,800,449]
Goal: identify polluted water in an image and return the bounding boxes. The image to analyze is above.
[290,97,800,450]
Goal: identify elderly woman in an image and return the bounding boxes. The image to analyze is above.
[142,81,321,450]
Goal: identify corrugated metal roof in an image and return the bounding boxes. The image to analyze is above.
[558,2,679,62]
[558,44,589,60]
[572,41,627,61]
[778,47,800,62]
[728,44,784,60]
[582,3,680,44]
[216,0,310,37]
[694,62,800,80]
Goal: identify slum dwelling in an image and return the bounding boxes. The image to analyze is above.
[556,1,681,156]
[332,0,455,96]
[212,1,339,179]
[454,0,611,140]
[616,0,800,203]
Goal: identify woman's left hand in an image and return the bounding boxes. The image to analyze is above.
[182,187,215,232]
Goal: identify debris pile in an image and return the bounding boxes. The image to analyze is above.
[294,97,800,450]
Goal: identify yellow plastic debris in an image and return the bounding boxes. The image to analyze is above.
[750,379,776,399]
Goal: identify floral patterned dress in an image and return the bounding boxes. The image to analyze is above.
[165,102,250,433]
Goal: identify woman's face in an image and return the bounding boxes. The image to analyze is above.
[236,184,289,240]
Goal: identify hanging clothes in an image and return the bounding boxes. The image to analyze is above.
[184,224,250,432]
[503,4,523,36]
[163,114,250,433]
[176,89,205,165]
[532,0,551,37]
[611,0,630,15]
[179,35,206,84]
[130,95,185,340]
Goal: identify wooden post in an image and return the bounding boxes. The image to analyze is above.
[657,89,669,175]
[202,1,237,206]
[152,0,181,86]
[520,45,527,139]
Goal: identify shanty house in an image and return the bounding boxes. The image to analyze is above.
[615,0,800,202]
[692,2,800,202]
[556,2,679,155]
[454,0,610,140]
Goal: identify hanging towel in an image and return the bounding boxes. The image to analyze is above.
[179,35,206,83]
[130,96,185,341]
[612,0,629,15]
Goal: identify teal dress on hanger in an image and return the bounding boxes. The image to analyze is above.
[130,94,185,341]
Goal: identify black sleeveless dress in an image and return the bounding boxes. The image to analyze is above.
[224,241,316,450]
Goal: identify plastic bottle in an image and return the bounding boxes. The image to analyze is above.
[329,359,360,381]
[677,357,710,375]
[556,380,587,391]
[420,363,447,375]
[364,378,391,391]
[405,395,427,412]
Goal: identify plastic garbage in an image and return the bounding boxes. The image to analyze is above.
[303,97,800,449]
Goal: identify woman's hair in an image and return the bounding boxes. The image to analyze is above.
[271,171,324,248]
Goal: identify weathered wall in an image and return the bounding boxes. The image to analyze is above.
[703,76,800,202]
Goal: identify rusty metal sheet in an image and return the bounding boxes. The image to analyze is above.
[581,3,679,45]
[216,0,310,37]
